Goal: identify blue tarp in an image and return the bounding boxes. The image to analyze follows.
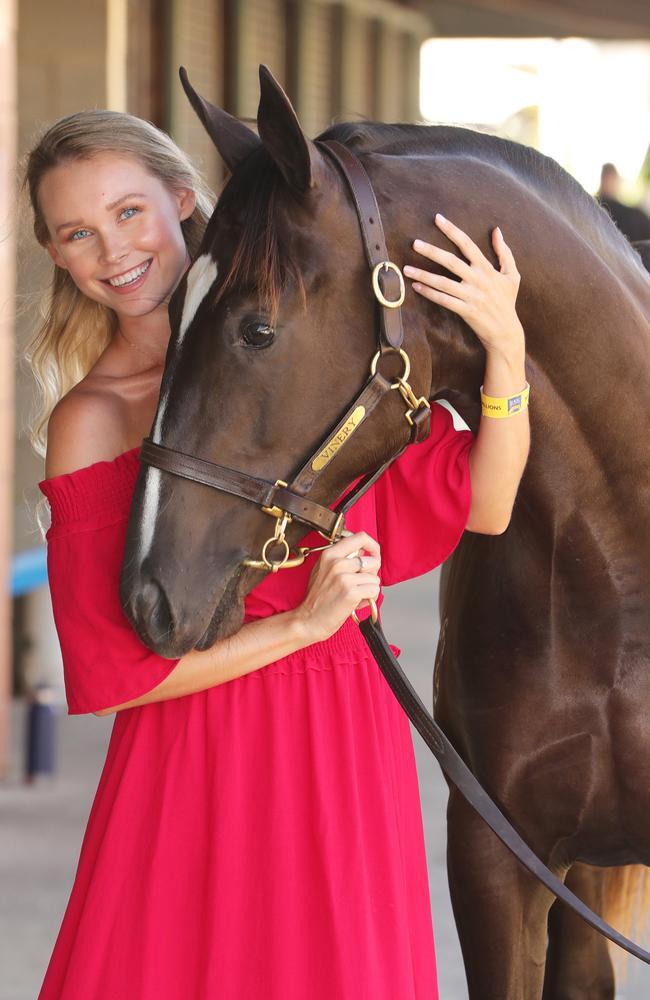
[10,548,48,597]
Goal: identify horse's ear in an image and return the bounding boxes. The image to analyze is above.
[256,65,319,192]
[179,66,261,173]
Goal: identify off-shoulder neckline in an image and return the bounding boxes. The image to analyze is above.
[39,444,141,487]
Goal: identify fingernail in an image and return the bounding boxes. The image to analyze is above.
[403,265,415,275]
[413,239,424,250]
[496,226,503,237]
[436,213,446,223]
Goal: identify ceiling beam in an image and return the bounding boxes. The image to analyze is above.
[429,0,650,38]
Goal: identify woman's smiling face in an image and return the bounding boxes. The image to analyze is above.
[39,151,196,318]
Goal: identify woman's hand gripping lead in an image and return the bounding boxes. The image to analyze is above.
[294,532,381,644]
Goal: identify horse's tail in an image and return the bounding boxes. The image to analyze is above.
[603,865,650,974]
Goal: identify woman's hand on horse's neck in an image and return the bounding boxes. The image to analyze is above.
[404,214,530,535]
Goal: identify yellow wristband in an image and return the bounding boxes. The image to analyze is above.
[480,382,530,418]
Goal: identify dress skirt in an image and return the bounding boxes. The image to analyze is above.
[37,399,474,998]
[37,619,438,999]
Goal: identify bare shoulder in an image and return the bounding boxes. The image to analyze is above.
[44,381,129,479]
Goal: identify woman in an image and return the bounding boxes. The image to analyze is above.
[26,108,529,999]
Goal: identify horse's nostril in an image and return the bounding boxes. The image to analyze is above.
[137,579,174,643]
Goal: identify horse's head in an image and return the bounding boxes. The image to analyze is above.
[121,67,450,656]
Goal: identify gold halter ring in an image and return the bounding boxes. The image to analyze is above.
[370,347,411,388]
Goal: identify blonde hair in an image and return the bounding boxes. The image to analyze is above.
[23,109,215,458]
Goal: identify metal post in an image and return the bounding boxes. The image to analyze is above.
[106,0,128,111]
[336,4,363,119]
[229,0,256,119]
[404,31,423,123]
[0,0,17,778]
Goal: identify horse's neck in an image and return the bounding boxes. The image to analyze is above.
[370,146,650,523]
[526,237,648,453]
[431,235,650,533]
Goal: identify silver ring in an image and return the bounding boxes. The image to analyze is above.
[356,554,364,573]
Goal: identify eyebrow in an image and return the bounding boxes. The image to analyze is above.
[55,193,147,234]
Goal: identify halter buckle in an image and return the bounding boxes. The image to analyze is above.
[261,479,289,519]
[372,261,406,309]
[317,511,345,544]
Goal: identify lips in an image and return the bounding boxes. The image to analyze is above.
[102,258,153,289]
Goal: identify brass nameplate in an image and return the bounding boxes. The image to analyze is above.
[312,406,366,472]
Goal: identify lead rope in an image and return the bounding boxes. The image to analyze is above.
[355,617,650,963]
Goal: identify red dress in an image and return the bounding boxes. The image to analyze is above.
[37,401,473,1000]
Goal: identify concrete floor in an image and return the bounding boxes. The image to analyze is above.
[2,568,649,999]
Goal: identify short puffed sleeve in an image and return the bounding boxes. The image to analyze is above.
[39,449,180,715]
[374,399,474,586]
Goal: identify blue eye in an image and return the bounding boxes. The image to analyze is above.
[120,206,140,220]
[70,229,91,241]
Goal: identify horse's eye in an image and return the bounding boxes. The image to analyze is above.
[240,320,275,349]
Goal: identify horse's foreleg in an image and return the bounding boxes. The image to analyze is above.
[447,788,554,1000]
[542,863,615,1000]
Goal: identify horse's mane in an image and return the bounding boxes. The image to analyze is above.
[320,120,648,280]
[209,120,648,313]
[208,149,296,318]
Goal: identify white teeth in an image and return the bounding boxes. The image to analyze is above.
[107,259,151,287]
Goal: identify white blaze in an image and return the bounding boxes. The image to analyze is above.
[139,468,162,562]
[178,252,218,346]
[139,253,218,561]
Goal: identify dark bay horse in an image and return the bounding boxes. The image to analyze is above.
[121,66,650,999]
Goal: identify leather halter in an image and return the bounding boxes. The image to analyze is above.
[137,141,650,963]
[140,139,432,572]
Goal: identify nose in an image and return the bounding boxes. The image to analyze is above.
[133,579,175,647]
[100,233,130,266]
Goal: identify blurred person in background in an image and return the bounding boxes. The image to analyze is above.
[595,161,650,242]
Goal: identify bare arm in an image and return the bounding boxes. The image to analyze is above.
[466,335,529,534]
[404,215,530,534]
[94,530,381,715]
[95,609,309,714]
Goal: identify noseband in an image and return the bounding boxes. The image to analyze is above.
[140,140,431,582]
